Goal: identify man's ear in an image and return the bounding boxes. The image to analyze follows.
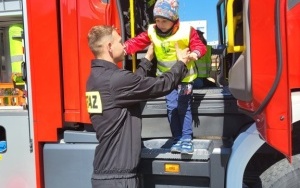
[108,42,112,52]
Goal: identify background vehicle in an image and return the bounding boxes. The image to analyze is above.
[0,0,299,188]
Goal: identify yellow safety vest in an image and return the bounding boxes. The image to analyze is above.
[9,24,24,85]
[195,45,212,78]
[148,23,197,83]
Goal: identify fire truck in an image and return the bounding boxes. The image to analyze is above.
[0,0,299,187]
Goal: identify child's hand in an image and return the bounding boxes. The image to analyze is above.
[188,52,198,61]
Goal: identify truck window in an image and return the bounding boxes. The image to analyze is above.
[217,0,227,45]
[0,126,6,153]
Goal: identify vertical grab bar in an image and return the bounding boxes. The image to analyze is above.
[129,0,137,72]
[227,0,244,53]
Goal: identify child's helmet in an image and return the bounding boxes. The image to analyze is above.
[153,0,179,22]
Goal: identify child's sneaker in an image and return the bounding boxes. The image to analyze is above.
[170,140,182,153]
[181,140,194,154]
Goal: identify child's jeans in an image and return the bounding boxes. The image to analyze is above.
[166,83,193,140]
[193,77,204,89]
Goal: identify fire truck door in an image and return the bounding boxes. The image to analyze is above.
[60,0,114,123]
[0,112,36,188]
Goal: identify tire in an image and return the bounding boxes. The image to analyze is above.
[254,154,300,188]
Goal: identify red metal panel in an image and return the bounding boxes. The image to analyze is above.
[60,0,81,122]
[246,0,292,158]
[60,0,122,124]
[287,3,300,89]
[26,0,63,187]
[73,0,121,123]
[26,1,63,140]
[77,0,105,123]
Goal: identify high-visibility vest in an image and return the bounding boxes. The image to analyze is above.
[9,24,24,85]
[148,23,197,83]
[195,45,212,78]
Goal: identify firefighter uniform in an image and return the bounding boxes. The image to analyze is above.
[86,58,187,188]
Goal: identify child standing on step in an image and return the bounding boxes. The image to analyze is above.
[124,0,207,154]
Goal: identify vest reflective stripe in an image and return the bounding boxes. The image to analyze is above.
[195,45,212,78]
[148,24,197,83]
[156,64,196,82]
[11,55,23,63]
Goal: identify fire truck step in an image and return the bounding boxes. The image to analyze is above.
[141,139,213,160]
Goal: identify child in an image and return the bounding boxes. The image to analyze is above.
[193,30,215,89]
[124,0,207,154]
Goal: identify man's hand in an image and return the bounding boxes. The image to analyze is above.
[145,43,154,61]
[175,43,190,64]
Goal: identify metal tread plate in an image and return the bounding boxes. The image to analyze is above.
[193,86,232,96]
[141,139,213,161]
[141,148,211,160]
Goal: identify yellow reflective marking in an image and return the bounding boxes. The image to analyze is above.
[0,154,2,160]
[85,91,102,113]
[164,163,180,173]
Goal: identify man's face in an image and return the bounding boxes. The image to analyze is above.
[155,18,174,32]
[111,30,125,63]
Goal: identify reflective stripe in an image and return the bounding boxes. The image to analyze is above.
[196,61,210,77]
[195,45,212,78]
[157,60,176,68]
[11,55,23,62]
[197,63,209,68]
[197,68,210,78]
[156,60,197,83]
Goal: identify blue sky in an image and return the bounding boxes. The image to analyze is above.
[178,0,219,42]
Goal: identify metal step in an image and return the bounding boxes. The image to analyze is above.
[139,139,231,188]
[193,86,233,97]
[141,139,213,161]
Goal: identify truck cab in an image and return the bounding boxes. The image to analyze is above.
[0,0,300,188]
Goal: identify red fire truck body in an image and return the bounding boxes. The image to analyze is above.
[0,0,300,187]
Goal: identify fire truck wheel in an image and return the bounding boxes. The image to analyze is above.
[254,154,300,188]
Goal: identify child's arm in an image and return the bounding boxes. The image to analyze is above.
[189,27,207,60]
[124,31,152,55]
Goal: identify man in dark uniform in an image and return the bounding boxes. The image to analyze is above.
[86,25,190,188]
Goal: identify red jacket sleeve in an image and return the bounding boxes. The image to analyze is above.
[124,31,151,55]
[189,27,207,58]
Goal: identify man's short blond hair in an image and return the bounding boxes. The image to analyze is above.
[87,25,116,56]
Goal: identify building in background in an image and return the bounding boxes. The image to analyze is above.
[180,20,219,48]
[181,20,207,39]
[207,40,219,48]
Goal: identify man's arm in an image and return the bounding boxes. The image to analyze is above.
[111,45,189,107]
[110,61,187,107]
